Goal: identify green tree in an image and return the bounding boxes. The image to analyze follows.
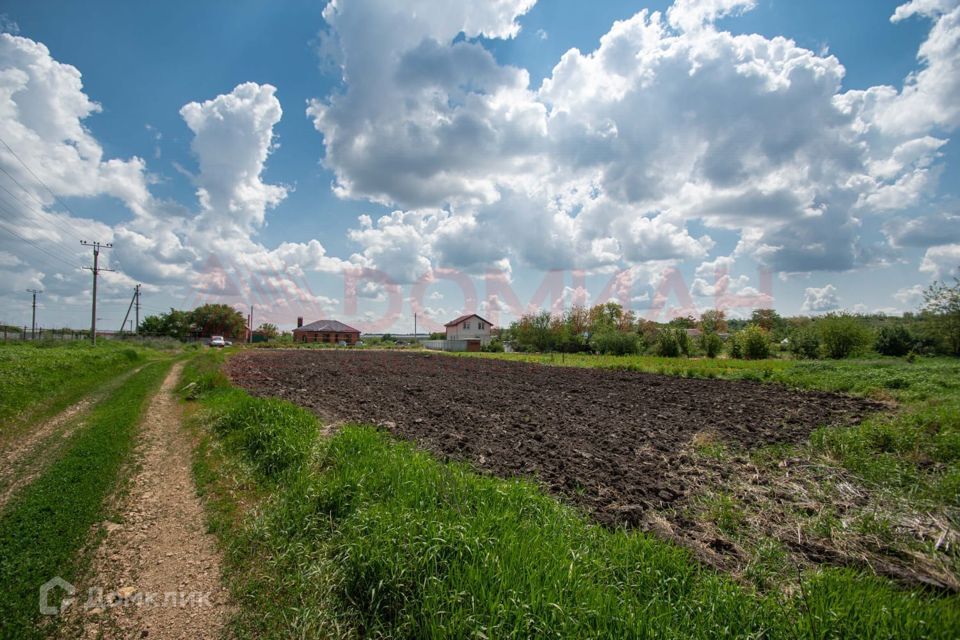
[656,327,691,357]
[588,302,625,333]
[739,325,771,360]
[591,329,641,355]
[699,332,723,358]
[256,322,279,340]
[138,314,165,336]
[875,324,914,357]
[750,309,787,338]
[818,314,872,359]
[139,308,192,340]
[923,274,960,355]
[191,304,248,339]
[699,309,728,334]
[789,326,821,359]
[510,311,554,352]
[668,315,697,329]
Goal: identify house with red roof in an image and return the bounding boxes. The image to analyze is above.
[292,317,361,345]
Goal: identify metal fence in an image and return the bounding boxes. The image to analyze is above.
[1,328,88,342]
[423,339,475,352]
[0,329,204,343]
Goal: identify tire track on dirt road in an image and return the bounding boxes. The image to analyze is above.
[72,362,232,639]
[0,366,146,512]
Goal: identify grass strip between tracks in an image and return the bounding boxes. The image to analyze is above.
[184,350,960,639]
[0,359,173,639]
[0,342,157,440]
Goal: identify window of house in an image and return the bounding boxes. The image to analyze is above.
[464,322,470,329]
[478,321,485,329]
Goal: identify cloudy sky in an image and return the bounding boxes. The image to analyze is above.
[1,0,958,333]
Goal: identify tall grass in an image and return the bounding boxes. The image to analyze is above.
[185,351,960,638]
[0,360,172,638]
[0,341,151,430]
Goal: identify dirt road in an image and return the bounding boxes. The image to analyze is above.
[76,362,231,639]
[0,367,145,512]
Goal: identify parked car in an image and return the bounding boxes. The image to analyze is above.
[209,335,226,348]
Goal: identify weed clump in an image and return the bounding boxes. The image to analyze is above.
[213,395,317,481]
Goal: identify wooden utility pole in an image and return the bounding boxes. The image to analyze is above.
[135,284,140,334]
[26,289,42,339]
[81,241,114,345]
[119,284,140,336]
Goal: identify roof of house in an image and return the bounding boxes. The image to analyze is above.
[293,319,361,333]
[444,313,493,328]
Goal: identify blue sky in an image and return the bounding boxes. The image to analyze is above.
[0,0,958,333]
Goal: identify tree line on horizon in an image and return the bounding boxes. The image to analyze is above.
[499,273,960,360]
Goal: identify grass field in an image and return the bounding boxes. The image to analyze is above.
[0,341,157,434]
[0,359,172,639]
[185,350,960,638]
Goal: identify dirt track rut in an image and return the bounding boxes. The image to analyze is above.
[76,362,231,639]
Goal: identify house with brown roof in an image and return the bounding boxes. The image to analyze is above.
[444,313,494,343]
[292,317,361,345]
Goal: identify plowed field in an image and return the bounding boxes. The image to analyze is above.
[226,350,881,526]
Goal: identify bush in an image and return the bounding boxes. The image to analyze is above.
[699,332,723,358]
[656,328,690,357]
[592,330,641,356]
[729,334,744,359]
[819,314,872,359]
[875,325,914,357]
[482,338,505,353]
[742,325,771,360]
[730,325,770,360]
[790,326,821,360]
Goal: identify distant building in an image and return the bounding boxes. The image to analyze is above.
[444,314,494,342]
[292,317,361,345]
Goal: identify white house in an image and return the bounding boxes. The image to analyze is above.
[444,314,494,344]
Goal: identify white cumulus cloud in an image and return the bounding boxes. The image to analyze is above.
[801,284,841,313]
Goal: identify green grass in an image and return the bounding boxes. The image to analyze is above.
[452,352,960,399]
[184,352,960,638]
[0,359,172,639]
[0,341,153,432]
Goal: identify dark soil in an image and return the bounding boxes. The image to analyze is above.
[225,350,882,527]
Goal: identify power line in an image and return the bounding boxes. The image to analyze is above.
[0,174,46,213]
[0,198,84,266]
[0,133,86,223]
[0,136,92,253]
[0,171,92,253]
[0,164,50,212]
[0,193,87,262]
[0,217,84,272]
